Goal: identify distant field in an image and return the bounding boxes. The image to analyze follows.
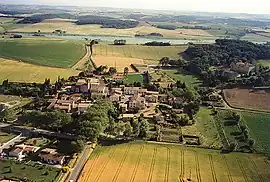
[241,111,270,154]
[258,60,270,67]
[93,44,186,61]
[223,88,270,111]
[0,38,85,68]
[0,131,16,144]
[93,55,144,73]
[79,142,270,182]
[0,58,79,83]
[11,18,213,39]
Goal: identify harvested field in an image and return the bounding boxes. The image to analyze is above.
[0,58,79,83]
[78,142,270,182]
[93,44,185,61]
[223,88,270,111]
[92,55,144,73]
[12,19,212,39]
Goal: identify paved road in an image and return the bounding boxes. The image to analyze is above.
[72,45,91,70]
[66,143,96,182]
[0,122,75,140]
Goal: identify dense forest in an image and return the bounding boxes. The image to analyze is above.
[17,13,75,24]
[185,39,270,73]
[76,15,139,29]
[145,41,171,46]
[183,39,270,87]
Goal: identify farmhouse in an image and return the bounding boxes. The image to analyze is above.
[230,61,255,74]
[9,144,40,160]
[38,148,65,165]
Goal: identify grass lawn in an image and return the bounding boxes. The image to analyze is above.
[79,141,270,182]
[240,111,270,154]
[162,69,202,88]
[0,58,79,83]
[257,60,270,67]
[124,74,144,84]
[0,131,16,144]
[0,38,85,68]
[194,107,223,148]
[0,160,60,182]
[24,137,49,147]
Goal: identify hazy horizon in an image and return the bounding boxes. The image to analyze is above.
[1,0,270,15]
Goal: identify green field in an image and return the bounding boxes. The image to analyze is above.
[258,60,270,67]
[79,141,270,182]
[194,107,223,148]
[124,74,144,84]
[241,111,270,154]
[92,44,186,61]
[0,131,16,144]
[0,160,60,182]
[0,38,86,68]
[162,69,202,88]
[0,58,79,83]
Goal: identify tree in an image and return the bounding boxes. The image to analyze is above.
[183,101,200,119]
[123,122,133,137]
[159,57,170,67]
[124,67,129,76]
[139,119,149,138]
[108,67,117,75]
[248,139,256,147]
[71,139,85,153]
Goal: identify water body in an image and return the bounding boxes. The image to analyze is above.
[17,32,216,44]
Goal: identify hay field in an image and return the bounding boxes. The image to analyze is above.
[0,58,79,83]
[93,55,144,73]
[79,142,270,182]
[223,88,270,111]
[92,44,186,64]
[12,18,212,39]
[0,38,86,68]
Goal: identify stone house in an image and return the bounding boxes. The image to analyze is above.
[230,61,255,74]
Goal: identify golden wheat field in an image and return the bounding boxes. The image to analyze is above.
[0,58,79,83]
[78,142,270,182]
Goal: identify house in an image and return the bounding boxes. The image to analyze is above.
[39,148,65,165]
[123,87,140,95]
[78,102,92,113]
[128,96,145,110]
[9,148,24,160]
[9,144,39,160]
[145,94,158,103]
[119,103,128,113]
[230,61,255,74]
[220,69,239,80]
[121,114,135,121]
[112,75,124,82]
[109,93,121,102]
[110,88,123,95]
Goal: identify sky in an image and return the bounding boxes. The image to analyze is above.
[1,0,270,14]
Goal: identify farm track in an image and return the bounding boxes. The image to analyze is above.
[250,159,264,182]
[147,147,157,182]
[208,155,217,182]
[93,148,116,182]
[112,144,132,182]
[130,145,145,182]
[236,158,249,182]
[82,149,102,182]
[179,150,185,182]
[194,151,202,182]
[164,148,170,182]
[222,156,233,182]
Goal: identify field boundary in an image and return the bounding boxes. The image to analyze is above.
[71,44,90,70]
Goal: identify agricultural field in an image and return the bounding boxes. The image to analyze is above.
[257,60,270,67]
[11,18,213,39]
[124,74,144,85]
[0,38,86,68]
[0,131,16,145]
[0,95,31,107]
[79,142,270,182]
[223,88,270,111]
[92,55,144,73]
[93,44,186,61]
[0,159,60,182]
[240,111,270,154]
[0,58,79,83]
